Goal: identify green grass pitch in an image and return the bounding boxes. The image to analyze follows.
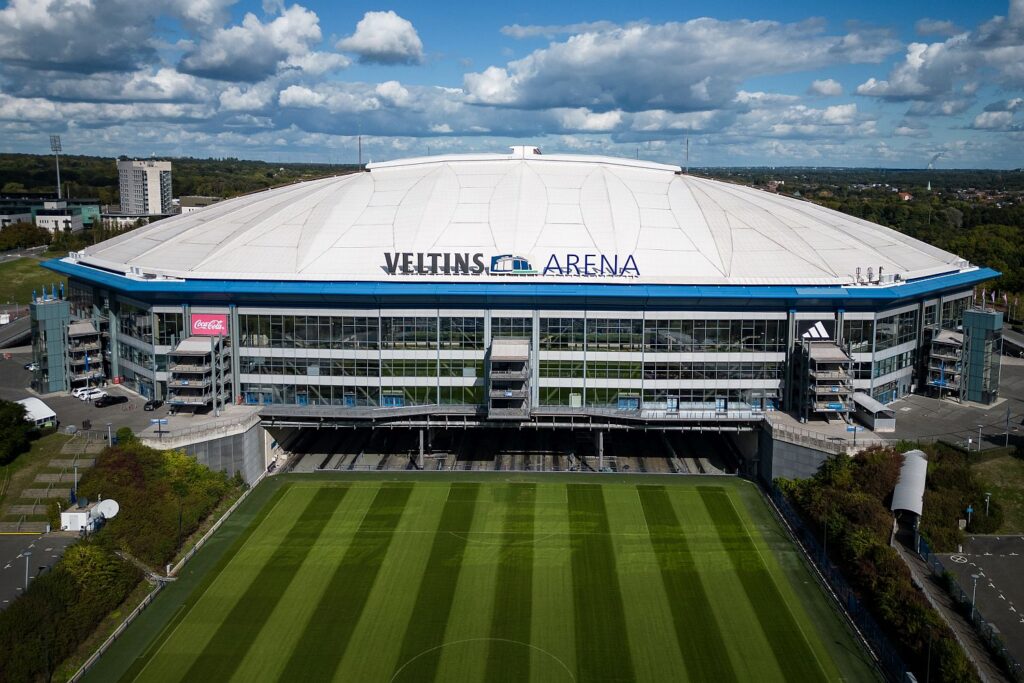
[91,474,877,682]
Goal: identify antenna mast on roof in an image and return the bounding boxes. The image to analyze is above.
[685,137,689,175]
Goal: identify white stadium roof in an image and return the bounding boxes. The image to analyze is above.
[70,146,971,286]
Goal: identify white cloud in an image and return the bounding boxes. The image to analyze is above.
[500,22,618,39]
[179,5,326,82]
[464,19,898,112]
[337,11,424,65]
[858,3,1024,103]
[556,108,624,132]
[278,85,326,108]
[971,110,1014,129]
[282,52,350,76]
[375,81,412,107]
[219,84,276,111]
[807,79,843,96]
[915,19,961,36]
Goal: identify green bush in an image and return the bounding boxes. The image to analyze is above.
[77,441,236,566]
[0,541,140,683]
[781,446,979,683]
[0,400,33,465]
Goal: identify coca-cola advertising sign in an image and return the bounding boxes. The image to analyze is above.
[191,313,229,336]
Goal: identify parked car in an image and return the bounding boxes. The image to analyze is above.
[94,395,128,408]
[71,387,92,398]
[80,388,106,401]
[143,399,163,411]
[23,362,38,371]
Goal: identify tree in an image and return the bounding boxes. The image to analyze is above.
[0,400,32,465]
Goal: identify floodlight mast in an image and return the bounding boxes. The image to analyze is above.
[49,135,62,199]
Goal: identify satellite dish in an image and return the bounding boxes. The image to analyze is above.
[93,499,120,520]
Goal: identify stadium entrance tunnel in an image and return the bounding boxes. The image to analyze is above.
[271,426,743,474]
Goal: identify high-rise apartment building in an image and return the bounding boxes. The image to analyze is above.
[117,159,172,214]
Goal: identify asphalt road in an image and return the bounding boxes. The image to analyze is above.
[0,533,76,610]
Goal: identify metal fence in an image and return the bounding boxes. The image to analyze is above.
[918,536,1024,682]
[769,485,908,682]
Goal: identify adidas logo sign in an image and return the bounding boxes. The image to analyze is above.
[801,321,830,339]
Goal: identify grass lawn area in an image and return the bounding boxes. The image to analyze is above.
[0,256,65,307]
[974,454,1024,533]
[85,474,876,683]
[0,432,71,516]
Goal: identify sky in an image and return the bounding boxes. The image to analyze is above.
[0,0,1022,167]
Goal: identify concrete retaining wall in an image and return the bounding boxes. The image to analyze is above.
[177,421,267,484]
[757,427,832,483]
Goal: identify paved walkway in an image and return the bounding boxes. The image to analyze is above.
[893,540,1011,683]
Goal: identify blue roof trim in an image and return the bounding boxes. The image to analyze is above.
[43,259,998,306]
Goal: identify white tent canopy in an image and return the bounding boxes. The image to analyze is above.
[891,449,928,517]
[16,397,56,426]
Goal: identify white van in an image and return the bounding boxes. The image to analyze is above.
[80,388,107,401]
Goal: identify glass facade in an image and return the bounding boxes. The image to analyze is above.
[843,319,874,353]
[643,319,786,352]
[63,291,980,410]
[942,298,969,330]
[875,310,917,351]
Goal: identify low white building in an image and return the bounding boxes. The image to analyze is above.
[60,502,97,532]
[16,397,56,427]
[35,201,84,233]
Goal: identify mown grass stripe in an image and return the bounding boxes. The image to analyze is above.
[567,483,634,682]
[484,483,536,682]
[277,483,413,681]
[698,486,827,682]
[637,485,737,682]
[391,482,480,681]
[181,486,349,682]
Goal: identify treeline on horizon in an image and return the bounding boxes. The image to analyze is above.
[0,153,358,206]
[701,167,1024,292]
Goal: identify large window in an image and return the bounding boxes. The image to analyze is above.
[540,360,584,378]
[586,318,643,351]
[539,318,584,350]
[842,319,874,353]
[238,314,378,349]
[942,298,969,330]
[492,317,532,339]
[382,317,437,349]
[381,359,438,377]
[154,312,184,346]
[117,301,151,342]
[69,282,93,319]
[440,317,483,349]
[873,350,915,379]
[242,357,379,377]
[643,319,785,353]
[585,361,642,380]
[642,361,783,381]
[875,310,917,351]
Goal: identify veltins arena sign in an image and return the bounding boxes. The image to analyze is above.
[382,252,640,277]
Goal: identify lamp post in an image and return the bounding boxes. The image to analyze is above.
[971,573,980,620]
[49,135,62,199]
[23,551,31,591]
[985,492,991,516]
[977,424,984,452]
[106,422,112,445]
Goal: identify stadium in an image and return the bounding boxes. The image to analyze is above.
[42,145,994,434]
[39,147,999,682]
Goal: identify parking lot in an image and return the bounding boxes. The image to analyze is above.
[0,348,168,435]
[939,535,1024,667]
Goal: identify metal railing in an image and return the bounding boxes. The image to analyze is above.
[918,536,1024,682]
[769,485,907,681]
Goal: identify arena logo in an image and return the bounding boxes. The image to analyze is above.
[542,253,640,277]
[381,252,639,277]
[191,313,229,336]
